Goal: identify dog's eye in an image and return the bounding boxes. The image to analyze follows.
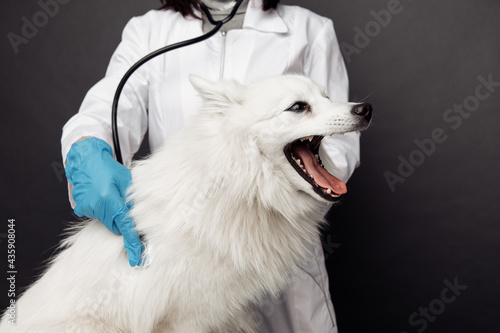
[286,102,310,112]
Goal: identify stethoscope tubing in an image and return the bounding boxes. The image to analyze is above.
[112,0,244,164]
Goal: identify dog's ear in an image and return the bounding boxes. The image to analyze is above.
[190,75,244,111]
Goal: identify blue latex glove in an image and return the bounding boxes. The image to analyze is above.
[65,137,142,267]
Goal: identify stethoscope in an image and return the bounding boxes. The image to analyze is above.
[112,0,245,165]
[111,0,245,267]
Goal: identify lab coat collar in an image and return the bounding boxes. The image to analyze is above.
[243,0,288,33]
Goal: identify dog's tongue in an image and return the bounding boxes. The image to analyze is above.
[291,142,347,195]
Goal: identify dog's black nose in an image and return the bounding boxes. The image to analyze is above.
[352,103,373,121]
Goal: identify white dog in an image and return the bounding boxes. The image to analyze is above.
[0,75,372,332]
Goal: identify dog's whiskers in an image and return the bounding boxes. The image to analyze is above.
[351,91,375,103]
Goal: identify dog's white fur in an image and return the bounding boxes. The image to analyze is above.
[0,75,368,332]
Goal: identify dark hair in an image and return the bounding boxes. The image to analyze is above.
[159,0,279,17]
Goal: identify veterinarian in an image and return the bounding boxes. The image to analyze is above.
[62,0,360,332]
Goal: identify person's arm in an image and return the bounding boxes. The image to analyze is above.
[61,16,153,266]
[304,19,361,183]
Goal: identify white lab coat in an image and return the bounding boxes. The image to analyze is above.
[61,0,360,332]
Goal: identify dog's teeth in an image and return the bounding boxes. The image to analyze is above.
[326,189,332,194]
[294,158,303,167]
[300,136,314,142]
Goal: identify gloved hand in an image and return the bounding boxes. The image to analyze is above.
[65,137,142,267]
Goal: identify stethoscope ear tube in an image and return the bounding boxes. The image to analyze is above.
[111,0,244,164]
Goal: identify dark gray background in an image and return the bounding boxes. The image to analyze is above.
[1,0,499,332]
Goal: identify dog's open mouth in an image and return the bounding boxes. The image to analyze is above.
[284,136,347,202]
